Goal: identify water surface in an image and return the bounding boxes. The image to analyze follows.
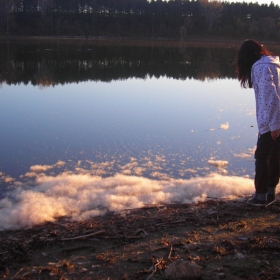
[0,40,264,229]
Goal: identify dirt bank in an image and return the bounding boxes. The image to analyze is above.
[1,194,280,280]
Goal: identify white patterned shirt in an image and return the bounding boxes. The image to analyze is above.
[251,55,280,134]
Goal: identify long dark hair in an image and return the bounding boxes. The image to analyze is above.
[237,39,271,88]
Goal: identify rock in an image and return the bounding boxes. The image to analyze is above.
[165,259,202,280]
[216,272,226,279]
[235,252,245,259]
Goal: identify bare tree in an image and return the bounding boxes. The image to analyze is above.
[180,15,194,40]
[38,0,53,19]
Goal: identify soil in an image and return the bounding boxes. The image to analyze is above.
[1,195,280,280]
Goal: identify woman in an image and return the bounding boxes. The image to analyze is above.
[237,39,280,206]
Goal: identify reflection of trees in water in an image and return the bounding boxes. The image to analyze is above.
[178,45,236,81]
[1,41,238,87]
[192,51,224,81]
[36,56,55,87]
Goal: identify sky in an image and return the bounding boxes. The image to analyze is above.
[228,0,280,5]
[0,77,258,231]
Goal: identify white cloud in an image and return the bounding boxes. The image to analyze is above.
[0,172,254,230]
[30,165,54,172]
[4,176,15,183]
[234,153,252,159]
[208,159,228,168]
[234,147,255,159]
[220,122,229,130]
[0,174,15,183]
[29,160,66,173]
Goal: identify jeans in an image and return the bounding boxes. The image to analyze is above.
[254,131,280,194]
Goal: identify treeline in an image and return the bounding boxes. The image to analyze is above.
[1,0,280,40]
[0,41,237,86]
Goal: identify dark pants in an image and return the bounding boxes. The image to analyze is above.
[255,132,280,194]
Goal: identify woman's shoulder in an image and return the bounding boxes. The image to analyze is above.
[252,55,280,69]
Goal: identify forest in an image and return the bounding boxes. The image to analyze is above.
[1,0,280,40]
[0,41,238,86]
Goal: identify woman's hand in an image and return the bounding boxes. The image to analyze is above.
[271,129,280,140]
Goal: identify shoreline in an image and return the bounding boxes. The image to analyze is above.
[0,35,240,47]
[1,195,280,279]
[1,36,280,52]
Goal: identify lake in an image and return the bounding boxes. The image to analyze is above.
[0,39,277,230]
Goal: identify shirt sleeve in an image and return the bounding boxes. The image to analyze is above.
[253,65,280,132]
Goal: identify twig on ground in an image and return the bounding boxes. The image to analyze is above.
[12,267,25,279]
[58,230,105,241]
[168,245,173,261]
